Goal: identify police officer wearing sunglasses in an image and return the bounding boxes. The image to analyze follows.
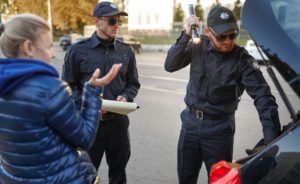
[62,2,140,184]
[165,6,281,183]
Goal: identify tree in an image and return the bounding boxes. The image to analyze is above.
[13,0,47,18]
[173,2,184,22]
[12,0,97,33]
[0,0,10,13]
[51,0,96,32]
[194,0,203,21]
[210,0,221,11]
[233,0,242,20]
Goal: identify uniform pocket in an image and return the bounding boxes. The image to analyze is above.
[208,72,237,104]
[80,58,100,74]
[189,68,207,100]
[111,57,128,80]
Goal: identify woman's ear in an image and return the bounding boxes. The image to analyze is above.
[20,40,33,58]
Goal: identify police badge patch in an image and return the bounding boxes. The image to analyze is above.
[247,58,260,70]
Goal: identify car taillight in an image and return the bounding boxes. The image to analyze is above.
[209,160,241,184]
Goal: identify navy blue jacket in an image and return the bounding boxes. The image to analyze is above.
[165,33,281,144]
[0,58,100,184]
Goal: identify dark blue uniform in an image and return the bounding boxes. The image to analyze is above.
[62,32,140,184]
[165,32,281,183]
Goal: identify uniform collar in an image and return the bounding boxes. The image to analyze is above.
[89,32,118,50]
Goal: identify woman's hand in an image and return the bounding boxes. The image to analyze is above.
[88,63,122,87]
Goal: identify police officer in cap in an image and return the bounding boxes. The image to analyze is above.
[164,5,281,183]
[62,2,140,183]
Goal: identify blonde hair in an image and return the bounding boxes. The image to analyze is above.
[0,13,50,57]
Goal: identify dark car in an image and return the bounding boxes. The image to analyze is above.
[209,0,300,183]
[59,35,71,51]
[117,35,141,53]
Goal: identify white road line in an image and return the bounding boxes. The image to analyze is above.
[141,86,185,95]
[137,63,163,67]
[140,75,188,83]
[139,75,298,97]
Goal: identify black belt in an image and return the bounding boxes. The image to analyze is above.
[187,106,234,120]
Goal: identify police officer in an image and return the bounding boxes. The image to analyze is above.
[164,6,281,183]
[62,2,140,184]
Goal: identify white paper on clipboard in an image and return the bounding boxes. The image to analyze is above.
[101,99,139,115]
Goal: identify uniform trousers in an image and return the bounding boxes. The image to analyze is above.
[178,109,235,184]
[88,114,130,184]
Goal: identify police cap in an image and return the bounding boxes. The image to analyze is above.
[93,1,128,17]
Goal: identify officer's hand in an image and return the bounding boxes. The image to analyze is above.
[185,15,200,37]
[116,95,127,102]
[100,109,108,115]
[88,64,122,87]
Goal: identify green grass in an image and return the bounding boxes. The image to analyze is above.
[54,34,248,46]
[135,36,177,45]
[236,38,248,46]
[136,35,248,46]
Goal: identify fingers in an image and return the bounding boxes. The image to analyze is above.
[87,64,122,87]
[88,68,101,85]
[186,16,200,27]
[185,16,200,36]
[116,95,127,102]
[92,68,100,79]
[100,109,108,114]
[104,64,122,82]
[99,63,122,87]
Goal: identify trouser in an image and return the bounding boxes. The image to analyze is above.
[178,109,235,184]
[88,114,130,184]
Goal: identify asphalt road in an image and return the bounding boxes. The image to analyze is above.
[53,43,300,184]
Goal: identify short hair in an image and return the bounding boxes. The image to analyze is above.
[0,13,50,57]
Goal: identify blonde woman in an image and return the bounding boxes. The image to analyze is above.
[0,13,121,184]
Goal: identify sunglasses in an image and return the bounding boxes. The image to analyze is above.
[210,28,239,42]
[100,17,122,26]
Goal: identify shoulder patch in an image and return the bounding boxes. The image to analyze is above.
[247,57,260,70]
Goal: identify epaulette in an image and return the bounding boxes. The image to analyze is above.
[76,37,90,44]
[115,39,130,46]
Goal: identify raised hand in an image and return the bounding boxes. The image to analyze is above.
[88,63,122,87]
[185,15,200,36]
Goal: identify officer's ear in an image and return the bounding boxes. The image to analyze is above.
[92,17,100,24]
[204,27,212,37]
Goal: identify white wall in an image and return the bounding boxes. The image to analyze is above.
[127,0,173,30]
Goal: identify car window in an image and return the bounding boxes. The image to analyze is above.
[271,0,300,48]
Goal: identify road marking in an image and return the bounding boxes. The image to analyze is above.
[137,63,163,67]
[139,75,188,83]
[141,86,185,95]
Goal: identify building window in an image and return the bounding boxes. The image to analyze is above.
[146,13,150,24]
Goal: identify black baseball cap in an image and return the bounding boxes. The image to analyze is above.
[93,1,128,17]
[207,6,238,34]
